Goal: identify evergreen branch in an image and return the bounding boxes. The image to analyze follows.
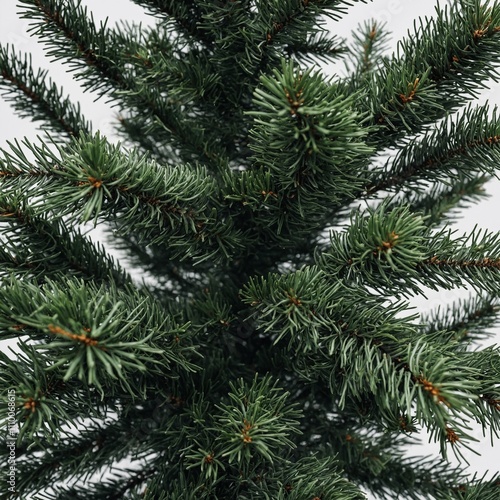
[367,327,500,451]
[2,1,500,497]
[420,228,500,294]
[0,384,184,495]
[248,60,372,190]
[284,32,346,65]
[138,455,365,499]
[149,50,223,109]
[258,0,331,48]
[319,203,429,297]
[389,339,500,446]
[201,0,366,101]
[109,21,235,167]
[241,266,500,453]
[386,174,490,228]
[107,467,158,500]
[19,0,128,93]
[120,38,238,167]
[0,193,130,286]
[448,472,500,499]
[0,344,106,446]
[0,135,242,264]
[227,59,371,253]
[18,0,227,167]
[366,105,500,196]
[347,20,391,78]
[242,455,366,500]
[105,231,209,297]
[30,465,157,499]
[117,106,227,169]
[329,427,469,499]
[182,385,365,499]
[115,114,175,162]
[294,394,428,487]
[320,203,500,297]
[0,45,90,139]
[204,0,365,85]
[215,375,302,466]
[421,294,500,342]
[258,0,369,47]
[366,0,500,140]
[0,277,198,403]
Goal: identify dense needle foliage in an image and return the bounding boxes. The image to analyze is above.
[0,1,500,498]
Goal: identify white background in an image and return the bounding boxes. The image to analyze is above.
[0,0,498,497]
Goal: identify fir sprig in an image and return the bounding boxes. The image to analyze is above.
[19,0,129,95]
[0,45,90,139]
[130,0,216,48]
[0,134,243,263]
[366,105,500,196]
[0,192,130,285]
[347,20,390,79]
[320,203,500,296]
[19,0,230,167]
[421,294,500,343]
[241,264,500,456]
[366,1,500,140]
[0,277,198,396]
[386,174,490,228]
[226,59,372,248]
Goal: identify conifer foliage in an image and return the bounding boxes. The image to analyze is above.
[1,0,500,498]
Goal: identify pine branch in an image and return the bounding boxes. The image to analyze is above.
[333,430,469,499]
[286,358,493,499]
[0,193,130,286]
[0,45,90,139]
[0,277,198,408]
[0,344,108,447]
[241,265,500,454]
[2,1,500,497]
[30,466,157,499]
[420,228,500,294]
[0,134,243,264]
[365,105,500,196]
[19,0,128,93]
[320,203,500,297]
[284,31,346,65]
[18,0,229,167]
[110,20,236,167]
[240,456,366,499]
[386,174,490,228]
[319,203,429,297]
[257,0,370,45]
[449,472,500,500]
[346,20,391,78]
[228,59,371,254]
[421,294,500,343]
[7,410,161,499]
[366,1,500,141]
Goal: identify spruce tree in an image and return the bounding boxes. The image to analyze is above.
[1,0,500,498]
